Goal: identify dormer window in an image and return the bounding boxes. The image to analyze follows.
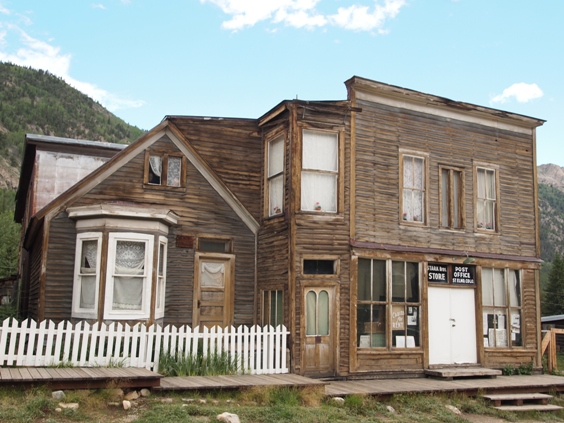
[144,151,185,188]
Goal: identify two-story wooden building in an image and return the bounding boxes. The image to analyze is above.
[16,76,545,378]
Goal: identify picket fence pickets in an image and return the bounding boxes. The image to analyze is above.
[0,318,288,374]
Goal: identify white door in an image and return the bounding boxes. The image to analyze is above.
[428,287,477,365]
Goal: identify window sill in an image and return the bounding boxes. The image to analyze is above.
[357,348,423,353]
[399,222,429,230]
[298,212,344,222]
[474,229,499,236]
[143,183,186,192]
[72,311,97,319]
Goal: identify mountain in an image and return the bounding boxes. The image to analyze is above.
[538,164,564,262]
[0,61,145,189]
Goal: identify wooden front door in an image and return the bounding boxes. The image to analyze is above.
[428,287,477,365]
[193,253,234,328]
[303,286,336,376]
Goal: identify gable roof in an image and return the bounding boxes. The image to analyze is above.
[21,119,260,248]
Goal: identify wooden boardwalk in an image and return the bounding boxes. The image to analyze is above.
[0,367,162,390]
[325,374,564,398]
[156,373,326,391]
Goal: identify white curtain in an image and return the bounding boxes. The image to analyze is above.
[318,290,329,336]
[112,241,145,311]
[202,262,225,288]
[149,156,162,177]
[403,156,424,221]
[301,172,337,212]
[269,175,283,215]
[167,157,181,187]
[306,291,317,336]
[268,136,284,177]
[509,270,521,307]
[302,131,338,172]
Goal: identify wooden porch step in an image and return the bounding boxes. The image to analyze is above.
[483,393,553,407]
[494,404,563,412]
[424,367,501,380]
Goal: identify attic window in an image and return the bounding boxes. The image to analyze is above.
[144,151,186,188]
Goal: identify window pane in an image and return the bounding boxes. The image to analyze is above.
[402,189,413,220]
[486,169,496,200]
[482,268,493,306]
[358,259,371,301]
[276,290,283,327]
[301,172,337,212]
[268,136,284,177]
[270,290,277,326]
[167,157,182,187]
[158,243,165,276]
[453,171,461,227]
[302,131,338,171]
[201,262,225,287]
[113,277,143,310]
[477,168,486,198]
[413,157,424,189]
[199,239,229,252]
[148,156,162,185]
[509,270,521,307]
[441,169,449,227]
[392,304,405,347]
[269,175,284,216]
[406,262,419,302]
[412,190,424,222]
[511,310,522,346]
[485,201,495,230]
[392,261,405,302]
[404,157,414,188]
[306,291,317,336]
[493,269,506,306]
[373,260,387,302]
[80,275,96,309]
[407,306,420,347]
[303,260,335,275]
[357,304,371,346]
[115,241,145,274]
[318,290,329,336]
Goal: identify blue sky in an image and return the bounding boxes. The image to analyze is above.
[0,0,562,166]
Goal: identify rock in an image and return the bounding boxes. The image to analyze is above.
[161,398,173,403]
[386,405,396,413]
[217,412,240,423]
[445,405,461,415]
[140,388,151,397]
[108,402,120,407]
[332,397,345,404]
[124,391,139,401]
[108,388,124,401]
[183,398,196,403]
[58,402,79,410]
[199,398,207,404]
[55,408,62,413]
[123,400,131,410]
[52,390,65,400]
[212,399,219,405]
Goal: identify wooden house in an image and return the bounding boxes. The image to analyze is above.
[15,76,545,378]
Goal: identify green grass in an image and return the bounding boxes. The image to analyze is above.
[158,349,241,376]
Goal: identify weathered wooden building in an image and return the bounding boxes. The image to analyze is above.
[16,76,545,378]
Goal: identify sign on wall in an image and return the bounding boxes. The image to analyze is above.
[427,263,476,285]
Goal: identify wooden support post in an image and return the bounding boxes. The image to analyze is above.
[551,328,557,372]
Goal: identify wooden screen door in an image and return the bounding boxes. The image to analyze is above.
[303,286,336,376]
[428,287,477,365]
[193,253,234,328]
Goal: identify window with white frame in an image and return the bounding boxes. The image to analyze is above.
[267,135,284,216]
[482,268,522,348]
[105,233,154,319]
[301,130,338,213]
[357,259,421,349]
[155,236,168,319]
[401,154,426,223]
[72,232,102,319]
[262,289,283,327]
[476,166,497,230]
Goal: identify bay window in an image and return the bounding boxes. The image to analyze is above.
[301,130,339,213]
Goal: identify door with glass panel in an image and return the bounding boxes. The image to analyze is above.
[303,286,335,376]
[193,253,234,328]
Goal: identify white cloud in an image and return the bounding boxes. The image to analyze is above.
[91,4,107,10]
[0,22,144,112]
[202,0,406,32]
[491,83,543,104]
[0,3,10,15]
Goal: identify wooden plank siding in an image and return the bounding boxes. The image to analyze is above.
[40,134,257,326]
[27,227,44,321]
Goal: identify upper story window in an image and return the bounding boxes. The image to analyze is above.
[301,130,338,213]
[475,164,498,231]
[440,167,464,229]
[267,135,284,217]
[401,153,427,224]
[144,151,185,188]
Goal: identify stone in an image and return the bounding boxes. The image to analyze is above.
[140,388,151,397]
[124,390,139,401]
[183,398,196,403]
[108,388,124,401]
[199,398,207,404]
[123,400,131,410]
[55,408,62,413]
[217,412,240,423]
[332,397,345,404]
[161,398,173,403]
[52,390,65,400]
[386,405,396,413]
[108,402,121,407]
[212,400,219,405]
[445,405,461,415]
[58,402,79,410]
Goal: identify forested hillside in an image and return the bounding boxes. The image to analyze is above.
[0,61,144,188]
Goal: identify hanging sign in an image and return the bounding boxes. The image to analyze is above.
[452,265,475,285]
[427,264,448,283]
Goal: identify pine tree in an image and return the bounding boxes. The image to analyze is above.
[543,252,564,316]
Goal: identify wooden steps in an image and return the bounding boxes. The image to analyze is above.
[483,393,563,412]
[424,367,501,380]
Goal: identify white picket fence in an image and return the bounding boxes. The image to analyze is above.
[0,318,289,374]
